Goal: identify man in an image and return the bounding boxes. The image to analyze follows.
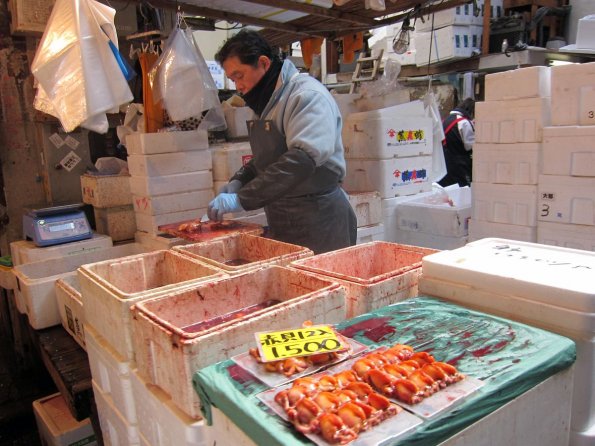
[439,98,475,188]
[207,30,356,254]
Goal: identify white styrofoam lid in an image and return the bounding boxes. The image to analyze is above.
[422,238,595,312]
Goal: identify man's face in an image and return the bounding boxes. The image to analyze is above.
[223,55,271,95]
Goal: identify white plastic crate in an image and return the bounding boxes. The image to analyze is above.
[125,130,208,155]
[551,61,595,126]
[81,174,132,208]
[472,182,538,226]
[131,265,346,418]
[356,223,384,244]
[127,151,212,177]
[485,66,551,101]
[134,208,207,235]
[134,231,190,250]
[347,190,382,227]
[415,25,482,66]
[10,233,112,266]
[542,126,595,177]
[538,221,595,251]
[92,381,140,446]
[343,114,433,159]
[131,370,207,446]
[33,393,97,446]
[468,219,537,243]
[129,171,213,196]
[132,190,213,216]
[344,156,433,198]
[473,142,541,185]
[223,106,254,139]
[419,238,595,438]
[78,250,225,361]
[538,175,595,226]
[211,141,253,181]
[94,205,136,242]
[475,97,551,143]
[13,243,147,329]
[55,275,86,350]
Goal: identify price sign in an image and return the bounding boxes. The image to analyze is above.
[255,325,346,362]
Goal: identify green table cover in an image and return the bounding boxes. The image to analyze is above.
[193,296,576,446]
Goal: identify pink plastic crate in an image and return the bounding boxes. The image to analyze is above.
[290,241,437,317]
[130,265,346,419]
[174,233,313,274]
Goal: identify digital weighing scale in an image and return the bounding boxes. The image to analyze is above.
[23,203,92,247]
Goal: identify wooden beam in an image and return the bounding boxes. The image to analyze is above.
[482,0,491,54]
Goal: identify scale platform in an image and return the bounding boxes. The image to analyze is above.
[23,203,92,247]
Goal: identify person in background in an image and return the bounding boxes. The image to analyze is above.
[207,30,357,254]
[438,97,475,188]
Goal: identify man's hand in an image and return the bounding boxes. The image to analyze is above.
[207,193,244,221]
[218,179,242,194]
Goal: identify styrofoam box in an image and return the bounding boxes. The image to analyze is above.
[223,106,254,139]
[86,325,136,424]
[131,265,346,418]
[134,231,190,250]
[134,208,207,235]
[127,151,212,177]
[475,97,551,143]
[94,205,136,242]
[485,66,551,101]
[382,194,428,243]
[468,219,537,243]
[174,233,312,275]
[396,186,471,237]
[416,3,479,31]
[81,173,132,208]
[79,250,226,361]
[472,182,538,226]
[551,61,595,126]
[538,175,595,226]
[0,266,16,290]
[55,275,86,350]
[291,242,436,318]
[356,223,384,244]
[131,369,207,446]
[92,381,140,446]
[396,230,468,250]
[33,393,97,446]
[418,237,595,434]
[125,129,209,155]
[211,141,253,181]
[129,171,213,197]
[344,156,433,198]
[473,142,541,185]
[13,243,147,329]
[576,15,595,50]
[538,221,595,251]
[343,115,433,159]
[542,126,595,176]
[347,190,382,227]
[415,25,483,66]
[133,190,213,216]
[10,233,112,266]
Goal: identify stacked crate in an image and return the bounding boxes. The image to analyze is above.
[470,66,551,243]
[125,130,213,238]
[537,61,595,250]
[346,191,384,243]
[81,173,135,242]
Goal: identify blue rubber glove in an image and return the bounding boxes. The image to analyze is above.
[207,193,244,221]
[218,179,242,194]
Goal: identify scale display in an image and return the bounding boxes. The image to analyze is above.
[23,205,92,247]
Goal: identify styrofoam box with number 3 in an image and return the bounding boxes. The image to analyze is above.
[551,61,595,126]
[537,174,595,226]
[542,126,595,177]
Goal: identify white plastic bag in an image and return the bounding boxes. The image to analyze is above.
[423,92,447,183]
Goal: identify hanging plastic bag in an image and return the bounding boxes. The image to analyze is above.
[423,92,447,183]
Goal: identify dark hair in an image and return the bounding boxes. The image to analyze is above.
[215,29,275,67]
[456,97,475,119]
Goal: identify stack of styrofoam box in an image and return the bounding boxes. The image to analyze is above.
[346,191,384,243]
[126,129,213,236]
[210,141,268,227]
[81,173,135,242]
[470,66,552,243]
[342,100,435,243]
[537,61,595,251]
[222,105,253,139]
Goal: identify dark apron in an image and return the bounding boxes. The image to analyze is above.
[248,119,356,254]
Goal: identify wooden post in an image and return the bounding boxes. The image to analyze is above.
[482,0,492,54]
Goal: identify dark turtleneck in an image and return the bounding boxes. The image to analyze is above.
[242,58,282,117]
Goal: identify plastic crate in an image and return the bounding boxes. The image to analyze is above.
[55,275,86,350]
[174,233,312,274]
[78,250,226,361]
[81,173,132,208]
[131,265,346,418]
[290,241,437,317]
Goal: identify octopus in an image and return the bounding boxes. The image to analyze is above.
[177,220,202,232]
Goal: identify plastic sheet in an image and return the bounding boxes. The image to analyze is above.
[31,0,133,134]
